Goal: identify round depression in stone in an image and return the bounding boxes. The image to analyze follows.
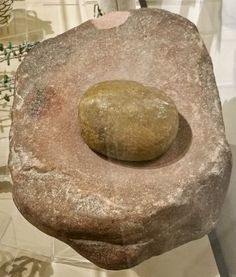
[79,80,179,161]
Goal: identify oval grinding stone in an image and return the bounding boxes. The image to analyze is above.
[9,9,232,270]
[79,80,179,161]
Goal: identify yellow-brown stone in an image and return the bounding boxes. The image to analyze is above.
[79,80,179,161]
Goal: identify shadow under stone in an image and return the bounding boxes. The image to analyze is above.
[97,113,192,169]
[0,254,53,277]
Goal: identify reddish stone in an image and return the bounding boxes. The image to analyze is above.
[9,9,232,270]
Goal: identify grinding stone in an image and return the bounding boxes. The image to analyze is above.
[9,9,232,270]
[79,80,179,161]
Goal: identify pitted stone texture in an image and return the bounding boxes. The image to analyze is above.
[79,80,179,161]
[9,9,232,270]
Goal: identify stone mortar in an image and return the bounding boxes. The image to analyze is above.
[9,9,232,270]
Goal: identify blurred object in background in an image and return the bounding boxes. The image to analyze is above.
[222,0,236,27]
[0,0,14,26]
[139,0,147,8]
[98,0,136,13]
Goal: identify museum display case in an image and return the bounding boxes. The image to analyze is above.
[0,0,235,276]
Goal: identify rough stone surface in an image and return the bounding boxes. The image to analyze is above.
[9,9,232,270]
[79,80,179,161]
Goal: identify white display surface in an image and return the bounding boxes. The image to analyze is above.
[0,199,220,277]
[1,0,234,276]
